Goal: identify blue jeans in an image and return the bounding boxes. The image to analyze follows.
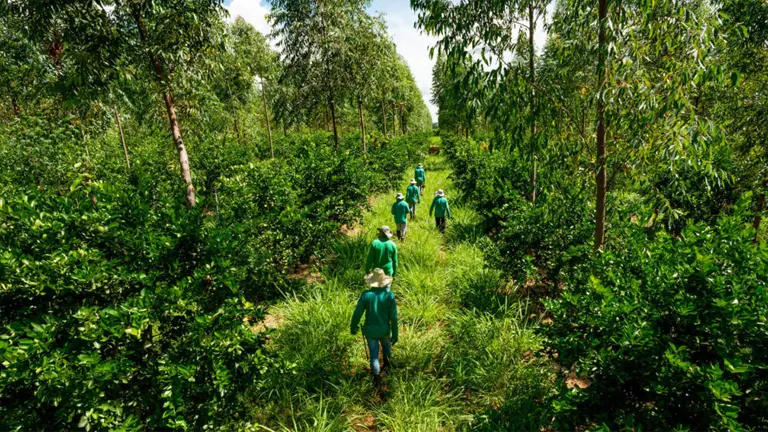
[366,336,392,375]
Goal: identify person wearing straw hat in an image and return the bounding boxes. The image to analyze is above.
[406,179,420,220]
[391,193,411,240]
[415,164,426,195]
[365,226,399,288]
[351,268,399,389]
[429,189,451,233]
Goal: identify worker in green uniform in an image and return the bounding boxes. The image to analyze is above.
[406,179,420,220]
[351,268,399,390]
[429,189,451,233]
[365,226,398,290]
[391,193,411,240]
[415,164,426,195]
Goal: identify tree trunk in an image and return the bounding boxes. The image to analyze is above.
[261,78,274,158]
[113,106,130,170]
[594,0,608,250]
[754,180,767,244]
[233,116,242,145]
[382,99,387,136]
[324,106,330,131]
[329,90,340,151]
[283,120,288,136]
[132,6,195,208]
[400,105,406,135]
[393,103,398,137]
[529,4,537,205]
[9,87,20,118]
[358,99,367,154]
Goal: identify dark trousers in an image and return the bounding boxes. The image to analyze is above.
[435,217,446,233]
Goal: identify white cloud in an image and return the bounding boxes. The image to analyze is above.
[225,0,272,38]
[378,10,439,122]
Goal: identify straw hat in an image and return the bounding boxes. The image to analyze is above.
[410,179,417,185]
[378,226,393,238]
[436,189,445,197]
[365,268,393,288]
[396,193,404,200]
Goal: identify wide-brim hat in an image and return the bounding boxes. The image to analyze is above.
[378,226,393,238]
[396,193,404,200]
[365,268,393,288]
[410,179,417,185]
[417,164,423,168]
[436,189,445,197]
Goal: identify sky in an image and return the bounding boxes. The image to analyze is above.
[223,0,549,123]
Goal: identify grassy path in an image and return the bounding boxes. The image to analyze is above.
[252,152,549,431]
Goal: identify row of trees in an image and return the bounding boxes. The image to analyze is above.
[419,0,767,250]
[0,0,431,206]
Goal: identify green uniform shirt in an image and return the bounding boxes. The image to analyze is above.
[365,236,399,277]
[406,185,420,204]
[415,168,426,184]
[350,288,398,340]
[391,200,410,225]
[430,196,451,218]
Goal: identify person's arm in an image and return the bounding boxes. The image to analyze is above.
[365,244,374,274]
[389,295,399,344]
[445,200,451,219]
[391,245,398,278]
[350,294,366,334]
[429,198,435,217]
[391,203,396,216]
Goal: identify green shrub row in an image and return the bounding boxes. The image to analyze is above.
[443,134,768,430]
[0,126,425,430]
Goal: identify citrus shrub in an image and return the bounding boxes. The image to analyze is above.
[543,196,768,431]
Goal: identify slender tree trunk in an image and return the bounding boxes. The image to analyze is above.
[393,102,398,137]
[113,106,130,170]
[754,180,767,244]
[329,90,340,151]
[529,4,537,205]
[382,99,387,136]
[233,116,243,145]
[283,120,288,136]
[132,6,195,207]
[261,78,274,158]
[358,99,367,154]
[594,0,608,250]
[400,105,406,135]
[324,107,330,131]
[9,87,20,118]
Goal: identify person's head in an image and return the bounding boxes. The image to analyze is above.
[378,226,393,238]
[365,268,393,288]
[436,189,445,197]
[396,193,404,201]
[410,179,417,185]
[417,164,423,169]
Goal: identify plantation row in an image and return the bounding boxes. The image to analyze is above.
[0,129,425,430]
[443,135,768,431]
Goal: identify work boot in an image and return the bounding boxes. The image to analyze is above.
[373,374,383,390]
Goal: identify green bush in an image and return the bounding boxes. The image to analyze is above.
[543,196,768,431]
[0,122,425,430]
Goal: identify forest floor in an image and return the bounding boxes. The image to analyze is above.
[250,149,552,431]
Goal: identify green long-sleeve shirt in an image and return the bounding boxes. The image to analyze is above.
[365,236,399,277]
[350,288,398,340]
[391,200,410,225]
[430,196,451,218]
[415,168,426,184]
[406,185,420,204]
